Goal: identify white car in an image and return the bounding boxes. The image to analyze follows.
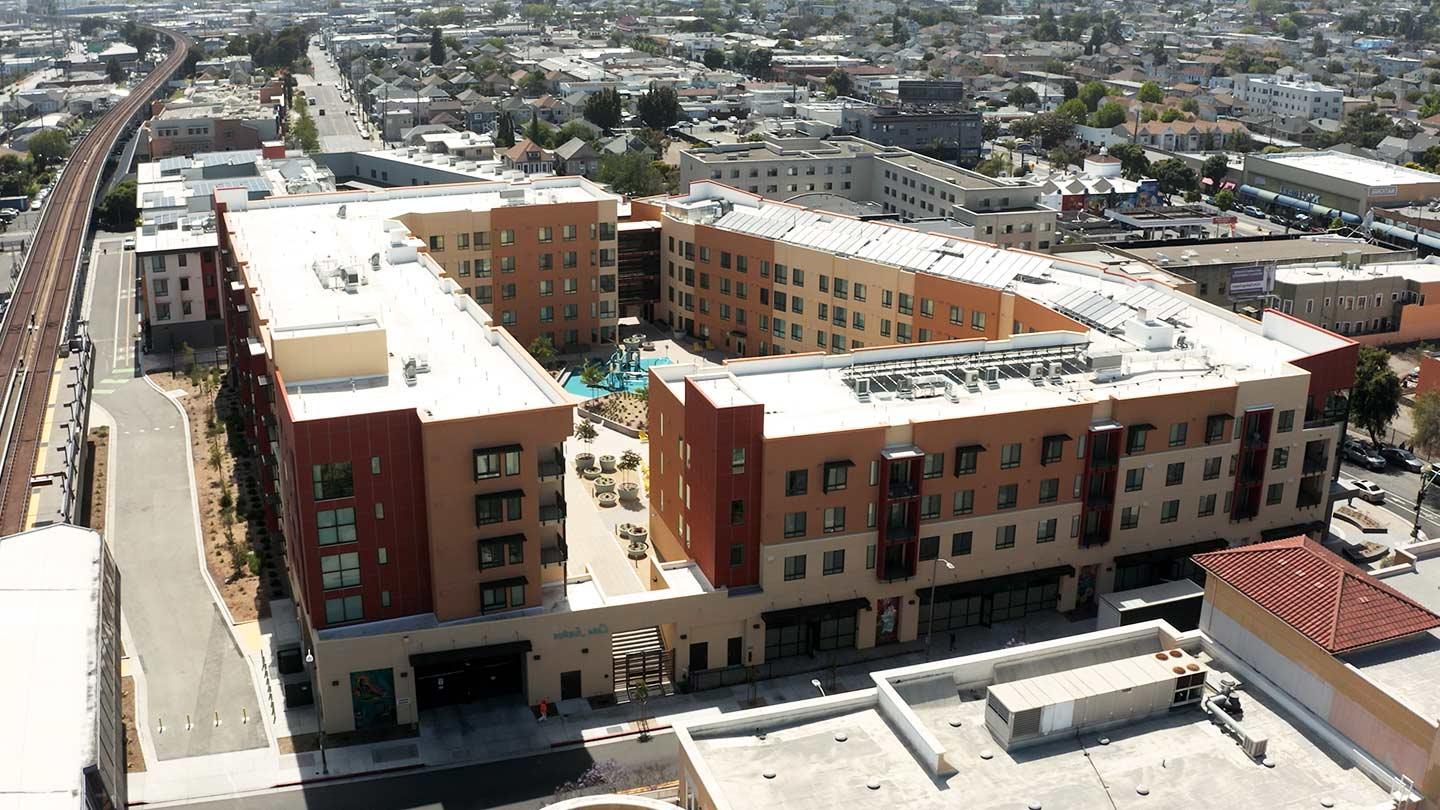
[122,237,135,251]
[1351,479,1386,504]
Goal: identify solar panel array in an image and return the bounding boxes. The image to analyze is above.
[1045,283,1192,333]
[711,206,1051,291]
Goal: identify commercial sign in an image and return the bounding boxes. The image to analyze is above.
[1370,185,1398,197]
[1228,263,1275,299]
[1211,216,1237,225]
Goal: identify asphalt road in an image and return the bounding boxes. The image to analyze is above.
[300,44,375,152]
[1339,454,1440,538]
[164,735,677,810]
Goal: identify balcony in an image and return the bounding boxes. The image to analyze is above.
[540,494,566,525]
[538,449,565,480]
[884,523,916,542]
[887,481,918,499]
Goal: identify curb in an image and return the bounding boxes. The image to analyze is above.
[269,761,425,790]
[549,723,673,749]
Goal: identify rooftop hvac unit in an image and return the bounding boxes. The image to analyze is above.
[1047,361,1063,381]
[963,368,980,392]
[910,373,948,399]
[985,649,1209,751]
[1029,363,1045,382]
[982,367,1000,388]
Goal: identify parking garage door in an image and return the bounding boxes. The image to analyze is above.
[410,640,530,710]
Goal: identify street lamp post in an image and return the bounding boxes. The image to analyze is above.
[810,678,825,697]
[305,650,329,775]
[923,557,956,662]
[1414,465,1440,541]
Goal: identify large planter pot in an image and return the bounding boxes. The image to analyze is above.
[618,523,636,540]
[595,476,616,494]
[629,525,648,544]
[599,454,617,473]
[618,482,641,502]
[582,465,601,480]
[597,492,618,508]
[574,452,594,471]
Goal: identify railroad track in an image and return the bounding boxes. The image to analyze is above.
[0,26,190,535]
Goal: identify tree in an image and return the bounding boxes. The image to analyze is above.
[1048,144,1086,169]
[975,154,1006,177]
[1061,79,1078,100]
[635,84,681,130]
[618,449,642,485]
[1137,81,1163,104]
[1352,346,1402,446]
[429,29,444,64]
[574,419,598,448]
[1312,32,1328,57]
[1009,112,1074,148]
[287,100,320,152]
[1160,107,1183,123]
[1088,101,1127,129]
[1413,389,1440,458]
[825,68,853,98]
[95,178,139,230]
[1006,85,1039,108]
[1079,80,1108,112]
[1107,142,1151,179]
[1054,98,1087,124]
[981,119,1000,141]
[520,70,547,96]
[105,57,123,84]
[702,49,726,70]
[27,129,70,170]
[744,48,771,78]
[597,152,665,197]
[527,335,557,364]
[555,120,597,145]
[525,110,551,147]
[1151,158,1197,196]
[1214,189,1236,211]
[495,113,515,147]
[1202,153,1229,187]
[583,88,624,132]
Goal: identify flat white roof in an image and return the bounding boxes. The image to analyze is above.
[1255,150,1440,188]
[224,181,615,421]
[0,525,106,810]
[1274,259,1440,285]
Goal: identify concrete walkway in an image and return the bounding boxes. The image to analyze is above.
[86,235,267,760]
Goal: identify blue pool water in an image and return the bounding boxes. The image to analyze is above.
[562,357,671,396]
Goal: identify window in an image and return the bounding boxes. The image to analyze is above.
[1120,506,1139,529]
[324,595,363,624]
[1037,518,1057,544]
[317,508,356,545]
[428,235,444,251]
[823,461,849,492]
[1206,414,1230,444]
[537,226,553,243]
[1021,479,1055,508]
[923,452,944,479]
[730,500,745,525]
[474,446,521,480]
[823,549,845,575]
[786,469,808,496]
[919,535,940,561]
[1203,456,1222,480]
[1161,499,1180,523]
[499,229,515,246]
[952,531,973,555]
[1166,462,1185,486]
[477,535,524,569]
[731,448,746,475]
[1266,483,1284,505]
[997,484,1018,510]
[320,552,360,589]
[474,491,522,525]
[823,506,846,533]
[1169,422,1188,447]
[1041,435,1065,464]
[921,494,941,519]
[1127,425,1149,454]
[1198,493,1217,517]
[866,544,877,569]
[783,554,807,581]
[480,581,524,614]
[783,512,806,538]
[1277,409,1295,433]
[730,544,744,566]
[995,524,1016,550]
[971,310,987,331]
[311,463,353,500]
[955,446,979,475]
[1272,447,1289,470]
[953,489,974,515]
[1000,442,1022,469]
[1125,468,1144,492]
[562,224,577,241]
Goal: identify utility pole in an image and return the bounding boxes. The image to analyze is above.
[1413,465,1439,541]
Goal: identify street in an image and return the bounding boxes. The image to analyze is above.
[1339,455,1440,539]
[299,43,375,152]
[162,735,677,810]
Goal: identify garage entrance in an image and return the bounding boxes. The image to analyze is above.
[410,640,530,710]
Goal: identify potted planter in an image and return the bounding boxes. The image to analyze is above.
[575,452,595,471]
[582,465,601,480]
[595,475,616,494]
[618,481,641,502]
[599,454,617,473]
[618,523,635,539]
[597,491,618,508]
[629,525,648,544]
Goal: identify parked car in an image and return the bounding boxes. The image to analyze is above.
[1380,446,1425,473]
[1243,205,1265,218]
[1351,478,1386,504]
[122,236,134,250]
[1343,440,1387,471]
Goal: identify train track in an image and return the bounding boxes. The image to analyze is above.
[0,26,190,535]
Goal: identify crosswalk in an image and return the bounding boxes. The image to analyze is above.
[92,374,132,396]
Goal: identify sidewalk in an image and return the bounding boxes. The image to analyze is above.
[132,609,1089,804]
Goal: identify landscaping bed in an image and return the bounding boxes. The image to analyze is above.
[84,426,109,534]
[582,390,647,432]
[122,674,144,773]
[149,366,278,623]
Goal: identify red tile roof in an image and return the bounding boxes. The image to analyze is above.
[1194,536,1440,654]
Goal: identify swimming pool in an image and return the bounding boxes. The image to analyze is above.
[562,357,671,396]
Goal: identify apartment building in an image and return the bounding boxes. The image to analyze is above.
[678,136,1057,250]
[140,83,283,160]
[646,182,1075,357]
[135,144,336,350]
[1233,73,1343,121]
[841,104,983,164]
[244,182,1355,741]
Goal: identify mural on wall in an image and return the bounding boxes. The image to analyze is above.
[351,667,397,730]
[1077,564,1099,609]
